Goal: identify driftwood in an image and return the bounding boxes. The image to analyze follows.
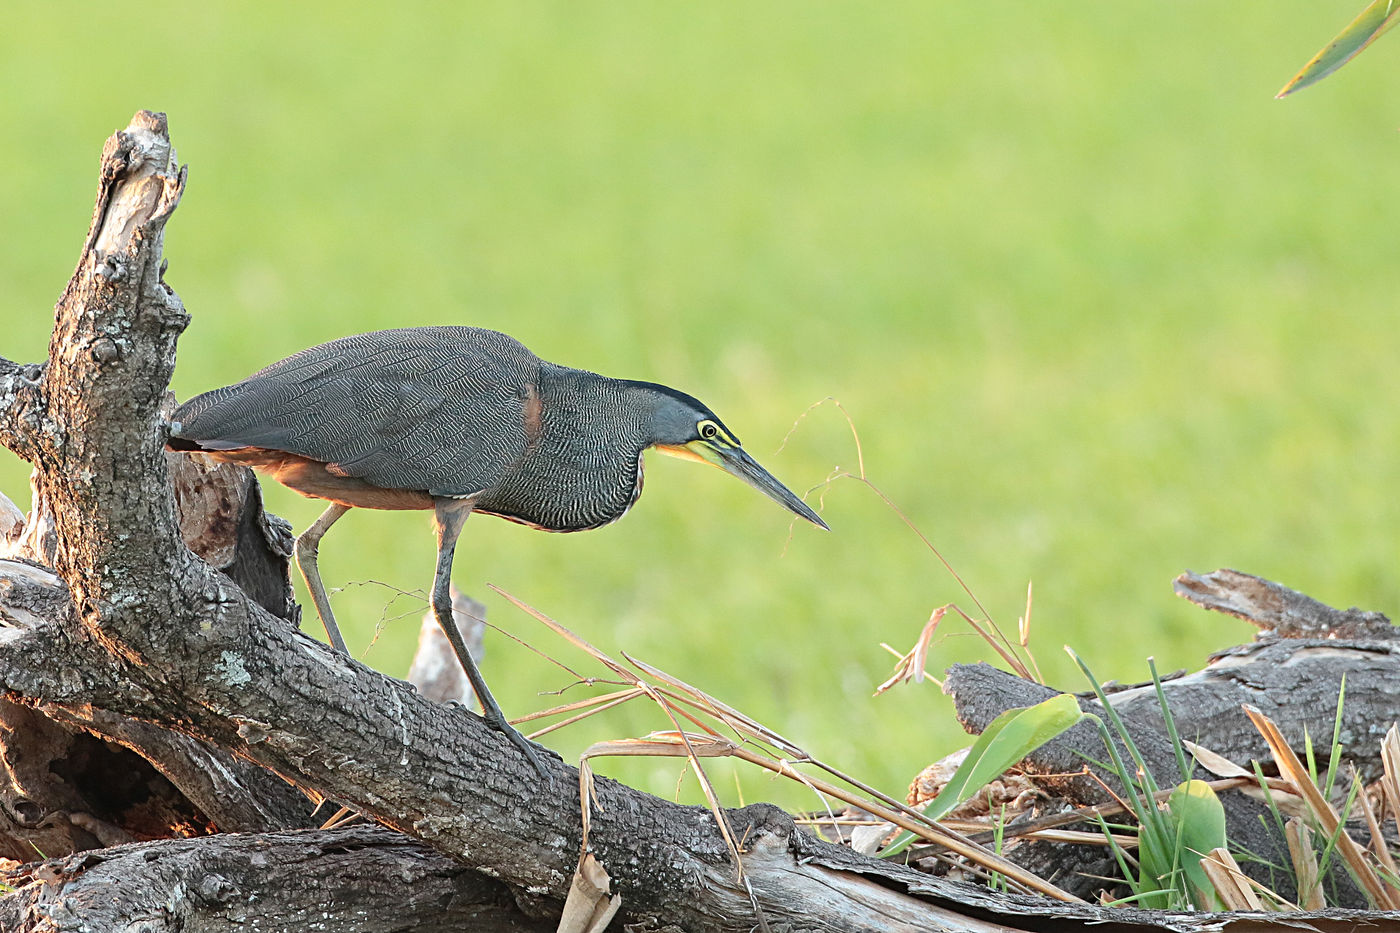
[942,570,1400,907]
[0,109,1395,930]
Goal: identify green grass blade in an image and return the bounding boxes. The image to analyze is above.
[1323,675,1347,800]
[1094,810,1147,901]
[1149,658,1191,784]
[1278,0,1400,97]
[1250,759,1290,844]
[1068,650,1163,801]
[1305,725,1320,788]
[1073,653,1212,908]
[1316,773,1365,880]
[923,692,1084,822]
[1082,711,1181,904]
[880,692,1084,858]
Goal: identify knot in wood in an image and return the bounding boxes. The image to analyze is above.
[194,871,237,906]
[90,337,120,365]
[7,796,44,827]
[94,253,126,283]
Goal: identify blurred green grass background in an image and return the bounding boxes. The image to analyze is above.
[3,3,1398,810]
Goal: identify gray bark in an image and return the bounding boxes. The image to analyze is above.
[0,108,1019,933]
[1,109,1395,932]
[1114,569,1400,783]
[943,573,1400,908]
[0,825,552,933]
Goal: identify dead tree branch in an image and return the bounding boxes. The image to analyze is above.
[0,825,552,933]
[0,108,1048,933]
[2,109,1396,932]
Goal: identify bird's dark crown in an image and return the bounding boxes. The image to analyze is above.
[623,379,743,448]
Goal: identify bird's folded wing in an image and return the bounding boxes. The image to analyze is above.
[172,328,536,497]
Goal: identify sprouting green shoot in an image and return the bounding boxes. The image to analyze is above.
[1072,651,1227,910]
[1322,674,1347,801]
[1150,657,1191,784]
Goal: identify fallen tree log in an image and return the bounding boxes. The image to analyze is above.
[940,571,1400,908]
[0,450,316,857]
[1,109,1397,931]
[0,825,552,933]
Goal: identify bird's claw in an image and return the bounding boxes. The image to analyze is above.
[485,713,555,788]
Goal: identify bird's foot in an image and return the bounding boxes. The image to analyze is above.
[485,713,555,787]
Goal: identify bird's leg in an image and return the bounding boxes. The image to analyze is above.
[432,498,552,781]
[294,502,351,654]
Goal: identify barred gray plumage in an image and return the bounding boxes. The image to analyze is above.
[168,324,827,780]
[174,327,539,503]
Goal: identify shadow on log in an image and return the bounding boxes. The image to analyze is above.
[0,825,552,933]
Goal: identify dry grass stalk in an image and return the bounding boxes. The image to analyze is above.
[490,585,1082,904]
[876,600,1039,692]
[875,606,948,694]
[565,759,625,933]
[626,648,1069,890]
[1185,739,1308,818]
[623,654,807,758]
[499,586,761,923]
[1022,828,1138,848]
[519,687,646,739]
[1285,817,1325,911]
[948,603,1036,682]
[1382,725,1400,836]
[625,667,1085,900]
[1017,580,1044,683]
[1243,705,1399,909]
[1200,847,1265,911]
[556,847,622,933]
[784,399,1037,680]
[317,804,358,831]
[1183,740,1252,780]
[584,731,1077,901]
[1356,765,1399,882]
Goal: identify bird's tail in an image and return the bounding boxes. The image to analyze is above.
[165,431,207,452]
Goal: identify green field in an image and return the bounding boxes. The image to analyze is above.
[3,3,1398,810]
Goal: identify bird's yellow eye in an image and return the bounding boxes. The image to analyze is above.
[698,420,719,441]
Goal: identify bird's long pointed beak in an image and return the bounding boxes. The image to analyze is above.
[662,440,828,530]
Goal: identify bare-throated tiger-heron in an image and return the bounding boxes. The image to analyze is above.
[168,326,827,777]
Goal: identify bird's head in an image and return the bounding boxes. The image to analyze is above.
[635,382,829,530]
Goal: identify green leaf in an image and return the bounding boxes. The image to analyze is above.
[1278,0,1400,98]
[926,692,1084,821]
[880,693,1084,858]
[1164,780,1228,910]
